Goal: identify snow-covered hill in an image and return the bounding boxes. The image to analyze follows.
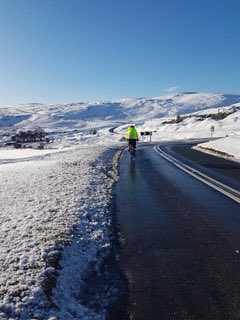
[1,92,240,132]
[0,92,240,149]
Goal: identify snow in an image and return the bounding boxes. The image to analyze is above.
[0,148,63,160]
[195,136,240,161]
[0,92,240,319]
[0,144,121,319]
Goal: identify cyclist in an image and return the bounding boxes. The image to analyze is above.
[126,125,139,155]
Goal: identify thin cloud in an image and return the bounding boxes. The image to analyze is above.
[165,86,180,93]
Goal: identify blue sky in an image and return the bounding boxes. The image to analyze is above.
[0,0,240,105]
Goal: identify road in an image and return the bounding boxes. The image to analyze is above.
[115,142,240,320]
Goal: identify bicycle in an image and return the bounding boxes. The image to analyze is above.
[128,140,136,158]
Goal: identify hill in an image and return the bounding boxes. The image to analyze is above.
[1,92,240,145]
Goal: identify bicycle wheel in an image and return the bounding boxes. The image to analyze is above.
[129,145,135,158]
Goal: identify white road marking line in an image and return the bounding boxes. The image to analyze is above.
[154,145,240,204]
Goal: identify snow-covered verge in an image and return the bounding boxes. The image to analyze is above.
[0,144,122,320]
[194,136,240,162]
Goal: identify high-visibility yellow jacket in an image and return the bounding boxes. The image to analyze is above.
[126,126,138,140]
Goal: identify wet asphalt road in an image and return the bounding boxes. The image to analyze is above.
[116,143,240,320]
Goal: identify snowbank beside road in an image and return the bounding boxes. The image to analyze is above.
[0,145,121,320]
[195,136,240,162]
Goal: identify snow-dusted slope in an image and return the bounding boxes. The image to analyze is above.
[1,93,240,135]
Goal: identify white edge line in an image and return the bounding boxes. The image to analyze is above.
[156,146,240,195]
[154,145,240,204]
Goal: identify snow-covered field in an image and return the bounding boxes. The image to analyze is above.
[0,92,240,319]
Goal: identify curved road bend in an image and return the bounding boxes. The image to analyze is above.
[115,144,240,320]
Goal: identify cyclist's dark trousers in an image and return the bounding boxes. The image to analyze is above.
[128,139,136,150]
